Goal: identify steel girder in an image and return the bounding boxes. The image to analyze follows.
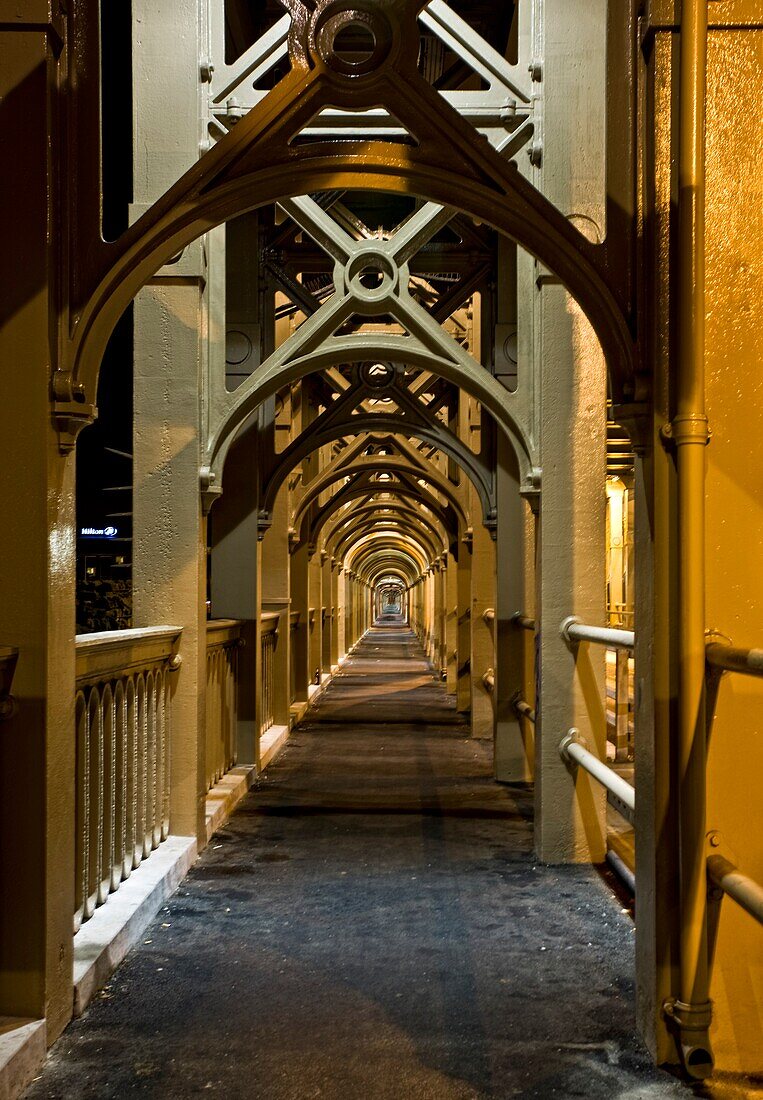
[206,1,534,148]
[210,191,515,504]
[60,0,637,464]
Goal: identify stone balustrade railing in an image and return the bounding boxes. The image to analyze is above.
[74,626,182,930]
[206,619,245,790]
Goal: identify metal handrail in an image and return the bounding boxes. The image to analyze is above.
[510,613,536,631]
[560,729,635,823]
[561,616,634,652]
[511,694,536,723]
[707,854,763,926]
[705,641,763,678]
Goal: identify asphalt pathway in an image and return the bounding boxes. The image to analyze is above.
[26,625,693,1099]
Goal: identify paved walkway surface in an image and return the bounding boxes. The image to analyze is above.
[27,626,693,1099]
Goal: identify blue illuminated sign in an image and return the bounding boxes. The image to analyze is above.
[80,526,119,539]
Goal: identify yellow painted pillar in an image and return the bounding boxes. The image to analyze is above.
[0,18,76,1040]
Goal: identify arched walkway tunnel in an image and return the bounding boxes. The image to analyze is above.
[1,1,762,1097]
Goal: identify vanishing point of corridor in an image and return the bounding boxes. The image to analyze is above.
[27,626,683,1099]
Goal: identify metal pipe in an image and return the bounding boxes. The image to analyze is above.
[705,642,763,678]
[559,730,635,814]
[511,695,536,724]
[560,616,634,652]
[707,855,763,927]
[662,0,713,1079]
[510,613,536,631]
[607,849,636,896]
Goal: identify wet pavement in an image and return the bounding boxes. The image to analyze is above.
[26,626,696,1099]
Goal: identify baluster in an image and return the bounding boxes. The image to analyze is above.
[161,668,171,839]
[74,692,88,932]
[99,683,115,904]
[135,674,147,868]
[87,689,102,917]
[112,680,126,889]
[125,677,137,878]
[145,670,156,855]
[154,668,165,847]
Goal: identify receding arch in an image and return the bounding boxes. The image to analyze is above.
[309,491,452,555]
[261,413,490,521]
[321,503,448,563]
[292,457,469,537]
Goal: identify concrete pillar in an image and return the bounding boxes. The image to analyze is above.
[330,562,340,668]
[290,541,310,705]
[434,560,446,678]
[321,552,332,674]
[531,0,607,864]
[261,483,291,729]
[495,435,534,781]
[0,19,76,1038]
[336,565,346,659]
[309,552,322,684]
[209,424,260,767]
[445,552,459,694]
[470,518,496,740]
[456,545,472,713]
[131,0,209,841]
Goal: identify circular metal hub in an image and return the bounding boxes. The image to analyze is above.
[346,249,397,300]
[313,5,393,77]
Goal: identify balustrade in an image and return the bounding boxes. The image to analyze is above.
[74,627,181,930]
[205,620,244,790]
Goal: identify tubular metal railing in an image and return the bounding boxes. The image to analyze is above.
[511,612,536,632]
[705,641,763,678]
[205,620,244,790]
[511,694,536,724]
[74,627,181,930]
[707,852,763,927]
[560,616,635,652]
[704,636,763,928]
[560,729,635,826]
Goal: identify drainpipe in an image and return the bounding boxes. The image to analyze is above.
[662,0,713,1080]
